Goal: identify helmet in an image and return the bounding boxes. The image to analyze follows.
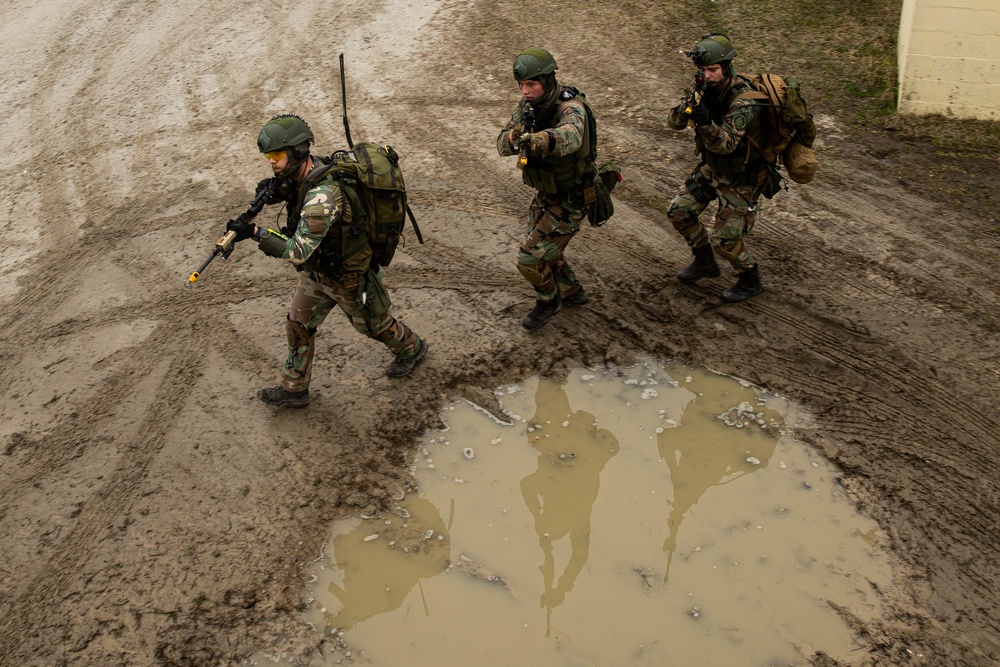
[513,48,558,81]
[257,114,313,157]
[686,33,736,67]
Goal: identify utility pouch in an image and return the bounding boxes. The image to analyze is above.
[759,163,785,200]
[587,162,621,227]
[358,269,391,313]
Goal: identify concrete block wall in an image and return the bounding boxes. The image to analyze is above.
[897,0,1000,120]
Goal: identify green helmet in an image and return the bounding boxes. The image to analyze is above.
[513,47,558,81]
[257,114,313,155]
[686,33,736,67]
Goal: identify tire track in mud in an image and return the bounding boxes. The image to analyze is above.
[0,318,215,662]
[0,198,290,662]
[713,294,1000,627]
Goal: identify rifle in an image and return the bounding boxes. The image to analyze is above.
[338,52,423,246]
[685,71,706,115]
[516,103,535,170]
[188,179,279,284]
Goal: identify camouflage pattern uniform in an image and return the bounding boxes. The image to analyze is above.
[666,74,769,270]
[497,88,591,303]
[258,165,423,391]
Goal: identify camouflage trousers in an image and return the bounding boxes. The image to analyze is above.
[280,269,422,392]
[516,191,587,302]
[666,163,760,270]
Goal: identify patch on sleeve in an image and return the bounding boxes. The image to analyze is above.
[733,112,749,131]
[302,190,337,219]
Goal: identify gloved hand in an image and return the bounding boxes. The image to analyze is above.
[253,177,288,204]
[690,103,711,127]
[508,128,522,150]
[226,218,256,242]
[521,131,551,157]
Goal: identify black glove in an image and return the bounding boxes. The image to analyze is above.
[255,177,287,204]
[226,217,256,242]
[691,103,711,127]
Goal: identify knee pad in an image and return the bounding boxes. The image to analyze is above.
[286,316,316,349]
[667,206,701,235]
[714,239,744,264]
[517,260,550,288]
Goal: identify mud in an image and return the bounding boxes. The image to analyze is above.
[0,1,997,665]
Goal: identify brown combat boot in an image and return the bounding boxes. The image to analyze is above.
[259,386,310,408]
[521,295,563,331]
[386,339,428,378]
[562,286,588,306]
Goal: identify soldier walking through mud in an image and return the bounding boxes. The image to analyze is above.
[497,47,595,331]
[664,33,773,302]
[226,114,428,408]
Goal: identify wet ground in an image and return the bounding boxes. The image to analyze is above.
[0,1,998,665]
[274,362,897,665]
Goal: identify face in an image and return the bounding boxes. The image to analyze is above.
[698,64,726,86]
[264,149,289,175]
[519,79,546,104]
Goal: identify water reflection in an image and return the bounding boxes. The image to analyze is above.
[520,376,620,633]
[657,374,781,585]
[288,362,893,667]
[321,496,449,631]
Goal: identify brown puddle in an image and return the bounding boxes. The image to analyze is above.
[261,360,894,666]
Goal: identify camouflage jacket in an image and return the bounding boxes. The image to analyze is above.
[668,75,767,180]
[497,87,592,194]
[263,159,371,276]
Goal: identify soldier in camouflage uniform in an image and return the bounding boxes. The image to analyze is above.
[227,115,427,408]
[497,47,594,331]
[665,34,771,302]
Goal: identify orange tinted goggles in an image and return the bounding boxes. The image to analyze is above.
[263,149,288,161]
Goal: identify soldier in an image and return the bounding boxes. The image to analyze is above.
[665,33,771,302]
[497,47,595,331]
[227,114,427,408]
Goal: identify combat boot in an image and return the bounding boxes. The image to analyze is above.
[678,244,721,283]
[259,386,310,408]
[562,286,588,306]
[721,264,764,302]
[521,295,562,331]
[386,339,428,378]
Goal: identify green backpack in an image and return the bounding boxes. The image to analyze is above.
[736,73,818,187]
[303,142,417,267]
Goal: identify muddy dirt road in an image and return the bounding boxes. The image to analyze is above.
[0,1,997,665]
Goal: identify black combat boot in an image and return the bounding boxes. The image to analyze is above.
[562,286,588,306]
[721,264,764,302]
[386,339,429,378]
[678,244,721,283]
[521,295,563,331]
[259,386,310,408]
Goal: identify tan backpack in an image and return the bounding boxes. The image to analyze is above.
[737,73,818,185]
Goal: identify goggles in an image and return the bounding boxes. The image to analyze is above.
[263,149,288,162]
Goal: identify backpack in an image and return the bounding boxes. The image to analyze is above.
[301,142,418,268]
[736,73,818,186]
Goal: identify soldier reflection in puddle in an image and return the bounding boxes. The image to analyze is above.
[657,374,780,586]
[520,376,620,635]
[322,496,449,631]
